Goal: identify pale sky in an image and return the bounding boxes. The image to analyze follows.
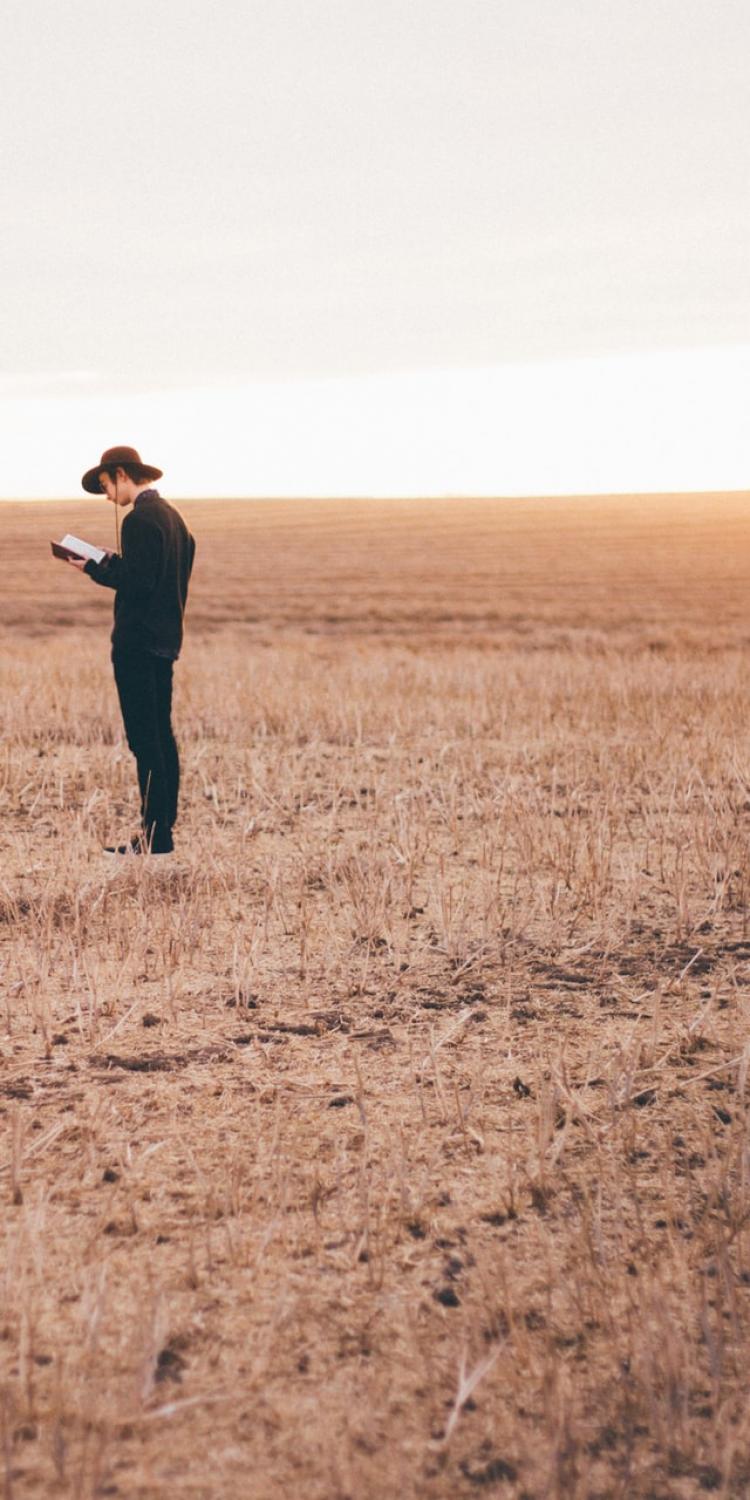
[1,0,748,496]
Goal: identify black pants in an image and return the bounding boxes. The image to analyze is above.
[112,648,179,853]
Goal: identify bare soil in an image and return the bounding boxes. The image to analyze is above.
[2,493,750,1498]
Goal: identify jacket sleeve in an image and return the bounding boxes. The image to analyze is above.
[84,512,162,600]
[84,554,118,590]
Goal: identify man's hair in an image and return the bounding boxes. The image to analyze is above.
[102,463,152,486]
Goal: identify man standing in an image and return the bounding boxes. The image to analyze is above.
[72,445,196,855]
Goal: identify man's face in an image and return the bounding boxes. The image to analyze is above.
[98,468,133,506]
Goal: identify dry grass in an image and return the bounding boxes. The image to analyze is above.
[3,492,750,1498]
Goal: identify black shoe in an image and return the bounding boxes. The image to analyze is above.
[103,836,146,856]
[103,835,173,857]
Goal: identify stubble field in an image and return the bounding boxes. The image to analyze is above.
[3,492,750,1499]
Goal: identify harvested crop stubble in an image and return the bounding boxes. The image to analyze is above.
[2,493,750,1498]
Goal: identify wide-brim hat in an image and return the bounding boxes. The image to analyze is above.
[81,445,163,494]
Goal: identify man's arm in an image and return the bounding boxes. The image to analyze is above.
[83,513,162,597]
[82,552,117,589]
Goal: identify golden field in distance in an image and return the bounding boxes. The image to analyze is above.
[3,492,750,1499]
[5,490,750,645]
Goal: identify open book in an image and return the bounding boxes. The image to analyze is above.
[51,533,107,564]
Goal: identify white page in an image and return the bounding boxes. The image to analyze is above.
[60,534,107,564]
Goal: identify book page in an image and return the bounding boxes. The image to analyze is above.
[59,534,107,564]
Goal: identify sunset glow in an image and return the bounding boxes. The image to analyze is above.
[2,0,748,498]
[1,346,749,499]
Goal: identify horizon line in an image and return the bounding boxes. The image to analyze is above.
[2,487,748,504]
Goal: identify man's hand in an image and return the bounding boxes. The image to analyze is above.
[66,557,87,571]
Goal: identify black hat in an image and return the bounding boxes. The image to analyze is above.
[81,445,163,494]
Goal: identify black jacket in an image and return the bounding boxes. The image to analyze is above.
[85,490,196,659]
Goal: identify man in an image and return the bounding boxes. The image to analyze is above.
[71,445,196,855]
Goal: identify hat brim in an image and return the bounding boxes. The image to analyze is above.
[81,462,163,494]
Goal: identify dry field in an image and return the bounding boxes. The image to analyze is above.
[3,492,750,1499]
